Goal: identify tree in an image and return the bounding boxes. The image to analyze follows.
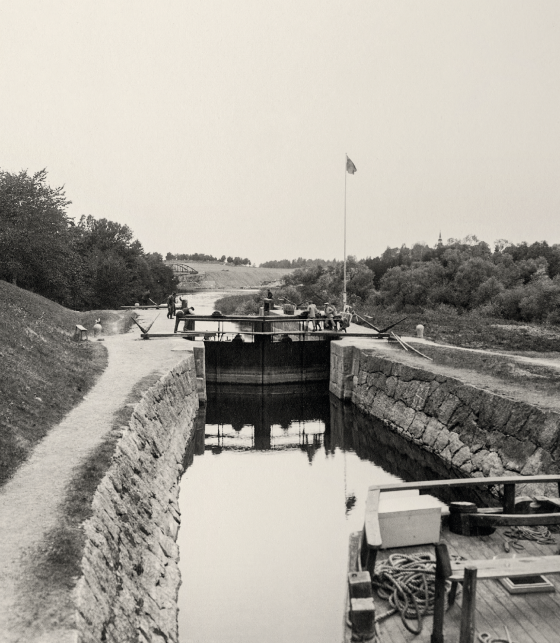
[0,169,77,304]
[453,258,496,308]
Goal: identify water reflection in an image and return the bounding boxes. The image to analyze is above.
[204,383,329,453]
[178,385,474,643]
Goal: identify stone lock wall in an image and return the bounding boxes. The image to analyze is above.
[331,343,560,486]
[75,355,200,643]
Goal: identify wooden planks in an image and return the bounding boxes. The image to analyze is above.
[364,488,382,548]
[449,555,560,581]
[370,474,560,493]
[368,524,560,643]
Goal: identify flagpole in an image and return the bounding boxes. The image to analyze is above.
[343,154,347,309]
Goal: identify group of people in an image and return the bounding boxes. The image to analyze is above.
[165,291,355,339]
[305,302,354,332]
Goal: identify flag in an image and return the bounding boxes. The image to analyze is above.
[346,156,357,174]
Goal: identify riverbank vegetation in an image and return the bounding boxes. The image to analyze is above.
[259,258,339,269]
[0,169,177,310]
[216,237,560,352]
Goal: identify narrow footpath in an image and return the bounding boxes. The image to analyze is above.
[0,311,188,643]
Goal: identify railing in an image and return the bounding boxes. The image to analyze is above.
[369,474,560,514]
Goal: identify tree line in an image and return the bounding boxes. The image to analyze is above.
[165,252,252,265]
[0,169,176,310]
[280,236,560,325]
[260,257,338,269]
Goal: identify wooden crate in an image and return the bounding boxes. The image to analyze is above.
[378,493,442,549]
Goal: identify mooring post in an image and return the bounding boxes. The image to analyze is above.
[431,542,452,643]
[503,483,516,514]
[459,566,478,643]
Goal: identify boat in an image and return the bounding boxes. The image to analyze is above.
[344,474,560,643]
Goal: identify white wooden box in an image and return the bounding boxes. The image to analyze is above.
[378,493,442,549]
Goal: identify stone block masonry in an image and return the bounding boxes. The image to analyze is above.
[75,354,200,643]
[330,341,560,492]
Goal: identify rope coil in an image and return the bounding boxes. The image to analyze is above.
[371,552,455,635]
[503,525,556,547]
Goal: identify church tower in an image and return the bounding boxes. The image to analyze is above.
[437,231,443,248]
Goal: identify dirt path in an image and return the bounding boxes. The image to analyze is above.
[0,311,189,642]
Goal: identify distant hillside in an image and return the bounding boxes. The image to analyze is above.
[164,261,293,290]
[0,281,126,485]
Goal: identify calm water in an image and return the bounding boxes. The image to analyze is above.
[178,288,258,338]
[176,291,461,643]
[177,386,402,643]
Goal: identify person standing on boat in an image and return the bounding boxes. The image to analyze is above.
[307,301,319,331]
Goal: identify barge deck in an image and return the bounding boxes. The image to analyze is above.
[347,526,560,643]
[346,475,560,643]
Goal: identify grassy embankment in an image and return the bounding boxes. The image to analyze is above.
[16,371,164,636]
[0,280,147,633]
[214,291,263,314]
[365,306,560,353]
[0,280,130,486]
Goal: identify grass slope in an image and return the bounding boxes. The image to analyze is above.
[0,281,125,485]
[166,261,293,290]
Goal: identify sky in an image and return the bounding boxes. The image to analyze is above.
[1,1,559,265]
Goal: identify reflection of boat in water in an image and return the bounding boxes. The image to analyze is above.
[345,474,560,643]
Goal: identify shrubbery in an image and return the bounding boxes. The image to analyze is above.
[274,237,560,326]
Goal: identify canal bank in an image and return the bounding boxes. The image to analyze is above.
[8,288,560,642]
[75,354,201,643]
[330,338,560,495]
[0,308,203,643]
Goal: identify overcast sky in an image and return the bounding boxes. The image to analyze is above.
[1,1,559,265]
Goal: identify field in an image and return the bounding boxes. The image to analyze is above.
[164,261,293,290]
[360,306,560,353]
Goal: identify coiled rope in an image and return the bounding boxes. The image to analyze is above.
[371,552,454,635]
[503,525,556,550]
